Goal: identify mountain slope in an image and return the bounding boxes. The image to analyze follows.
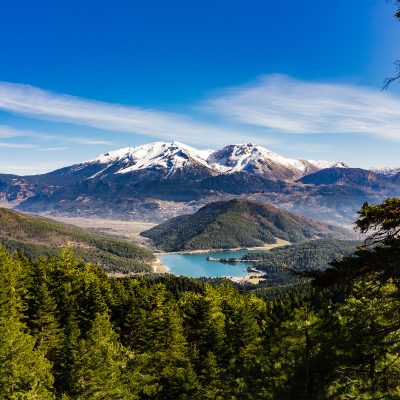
[1,141,398,225]
[207,143,320,180]
[0,208,155,272]
[58,141,346,182]
[42,141,217,184]
[371,167,400,179]
[141,199,350,251]
[243,238,361,272]
[298,167,389,187]
[307,160,348,170]
[19,141,346,187]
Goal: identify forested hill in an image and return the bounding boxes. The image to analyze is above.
[0,208,154,272]
[1,198,400,398]
[141,199,350,251]
[243,238,361,272]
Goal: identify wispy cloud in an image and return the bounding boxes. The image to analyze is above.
[0,124,54,140]
[71,139,113,146]
[0,82,260,146]
[205,74,400,140]
[0,124,114,148]
[37,147,69,152]
[2,75,400,159]
[0,142,36,149]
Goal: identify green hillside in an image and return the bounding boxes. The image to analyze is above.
[243,238,361,273]
[141,199,350,251]
[0,208,154,272]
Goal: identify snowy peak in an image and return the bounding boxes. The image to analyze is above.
[92,141,210,169]
[208,143,319,180]
[76,141,348,182]
[87,141,215,179]
[208,143,264,173]
[308,160,348,170]
[371,167,400,178]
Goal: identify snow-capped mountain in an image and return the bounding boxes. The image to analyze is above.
[1,141,398,225]
[64,141,347,182]
[47,141,217,182]
[91,141,212,173]
[88,141,215,180]
[308,160,348,170]
[208,143,319,181]
[371,167,400,179]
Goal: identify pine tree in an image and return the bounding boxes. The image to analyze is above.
[0,246,55,398]
[124,287,200,399]
[70,312,131,399]
[0,316,55,399]
[30,280,64,360]
[326,279,400,398]
[0,245,25,321]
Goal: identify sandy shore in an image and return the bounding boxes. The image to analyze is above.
[107,257,170,278]
[156,238,290,255]
[110,256,264,285]
[152,257,170,274]
[152,255,265,285]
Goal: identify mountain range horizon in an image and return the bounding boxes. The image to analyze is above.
[8,139,398,177]
[0,140,398,227]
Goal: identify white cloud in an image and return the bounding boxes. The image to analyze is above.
[0,82,261,146]
[0,142,36,149]
[37,147,69,151]
[2,75,399,160]
[0,124,54,140]
[0,125,22,138]
[205,74,400,140]
[0,161,65,175]
[0,125,114,148]
[71,139,113,145]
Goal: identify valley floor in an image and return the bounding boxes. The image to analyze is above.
[49,215,156,242]
[38,214,290,283]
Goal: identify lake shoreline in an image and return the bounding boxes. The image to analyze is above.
[156,243,289,283]
[152,257,170,274]
[155,239,290,255]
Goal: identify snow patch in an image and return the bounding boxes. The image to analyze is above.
[80,141,348,179]
[308,160,348,169]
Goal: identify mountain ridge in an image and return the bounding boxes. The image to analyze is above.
[44,141,348,183]
[0,141,398,225]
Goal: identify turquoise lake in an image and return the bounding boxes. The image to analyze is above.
[159,250,261,278]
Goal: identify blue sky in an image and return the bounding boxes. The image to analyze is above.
[0,0,400,174]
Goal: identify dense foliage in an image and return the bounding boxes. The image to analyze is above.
[243,239,361,273]
[1,198,400,399]
[142,199,348,251]
[0,208,154,272]
[0,240,398,396]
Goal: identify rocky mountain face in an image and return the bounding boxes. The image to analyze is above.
[299,167,390,187]
[0,141,398,225]
[40,141,347,183]
[371,167,400,180]
[207,143,320,180]
[40,142,217,184]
